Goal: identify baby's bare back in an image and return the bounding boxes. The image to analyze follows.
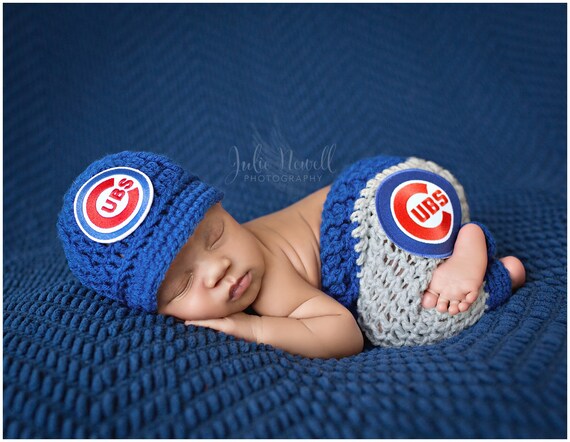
[241,185,333,317]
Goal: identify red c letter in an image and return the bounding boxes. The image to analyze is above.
[393,183,451,241]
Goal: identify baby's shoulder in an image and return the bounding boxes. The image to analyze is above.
[243,213,318,289]
[242,185,333,317]
[249,244,321,317]
[243,184,331,288]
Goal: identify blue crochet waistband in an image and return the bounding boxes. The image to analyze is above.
[319,155,406,317]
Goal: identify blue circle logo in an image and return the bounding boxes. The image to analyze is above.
[74,167,154,243]
[375,169,462,258]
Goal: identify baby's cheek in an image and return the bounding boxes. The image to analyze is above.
[161,301,188,321]
[163,295,200,321]
[183,298,230,321]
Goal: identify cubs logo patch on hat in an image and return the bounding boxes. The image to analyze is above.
[375,168,462,258]
[74,167,154,243]
[57,150,224,313]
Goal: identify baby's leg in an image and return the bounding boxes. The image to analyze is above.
[500,256,526,290]
[483,256,525,311]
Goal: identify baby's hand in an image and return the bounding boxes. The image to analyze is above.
[185,312,262,343]
[422,256,484,315]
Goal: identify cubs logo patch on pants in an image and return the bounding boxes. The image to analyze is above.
[375,168,462,259]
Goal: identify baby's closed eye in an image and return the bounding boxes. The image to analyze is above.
[208,221,224,250]
[170,271,193,303]
[172,273,194,302]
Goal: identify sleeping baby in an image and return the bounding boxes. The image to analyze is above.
[57,151,525,359]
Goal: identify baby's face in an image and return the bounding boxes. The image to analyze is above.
[156,202,265,320]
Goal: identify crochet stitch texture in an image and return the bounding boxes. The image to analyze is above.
[56,151,224,312]
[320,156,512,347]
[4,4,565,438]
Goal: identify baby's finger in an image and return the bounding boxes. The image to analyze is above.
[185,319,224,331]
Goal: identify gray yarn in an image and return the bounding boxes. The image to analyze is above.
[352,157,489,347]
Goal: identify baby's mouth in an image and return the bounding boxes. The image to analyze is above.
[229,271,252,301]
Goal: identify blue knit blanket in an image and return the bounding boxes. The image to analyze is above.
[4,4,566,438]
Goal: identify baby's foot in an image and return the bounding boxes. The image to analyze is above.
[421,253,486,316]
[422,255,526,315]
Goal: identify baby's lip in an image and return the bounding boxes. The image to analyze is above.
[229,271,251,301]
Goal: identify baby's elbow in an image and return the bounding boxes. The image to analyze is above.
[350,316,365,355]
[336,313,364,358]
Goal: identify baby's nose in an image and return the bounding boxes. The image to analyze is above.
[204,257,231,289]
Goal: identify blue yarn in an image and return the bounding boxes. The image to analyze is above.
[465,221,513,310]
[4,4,565,439]
[320,156,513,317]
[56,151,224,312]
[319,155,405,318]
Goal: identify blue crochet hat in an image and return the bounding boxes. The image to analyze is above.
[57,151,224,312]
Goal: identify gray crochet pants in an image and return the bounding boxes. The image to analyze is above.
[352,157,512,347]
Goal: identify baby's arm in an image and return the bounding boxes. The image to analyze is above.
[187,290,364,359]
[256,293,364,359]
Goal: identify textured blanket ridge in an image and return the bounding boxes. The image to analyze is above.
[320,155,512,347]
[4,4,566,438]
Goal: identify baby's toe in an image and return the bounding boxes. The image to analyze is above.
[448,300,460,315]
[458,301,471,312]
[465,290,479,304]
[436,298,450,313]
[422,290,439,309]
